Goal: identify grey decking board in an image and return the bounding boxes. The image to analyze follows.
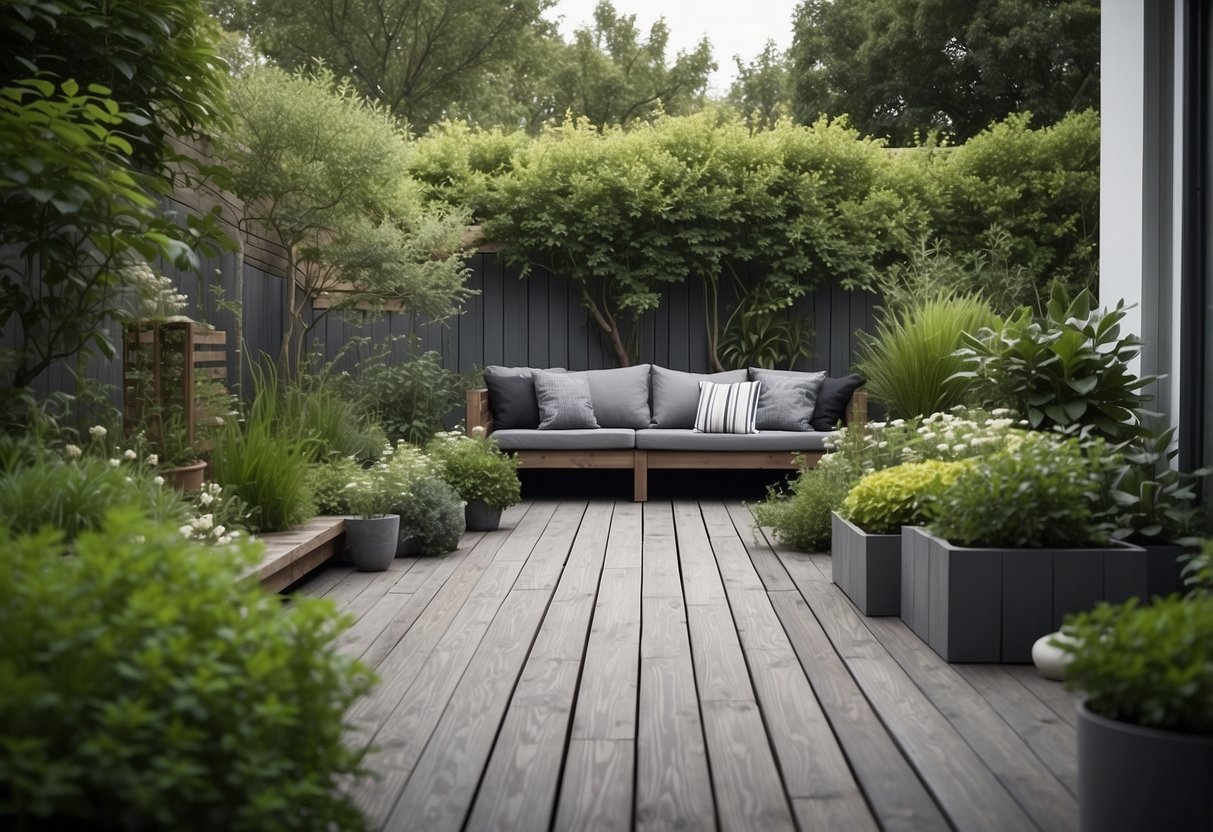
[571,566,642,739]
[724,501,798,591]
[686,603,755,702]
[700,699,797,832]
[673,500,728,605]
[383,589,553,832]
[1001,664,1082,729]
[641,502,682,598]
[291,564,350,597]
[554,739,635,832]
[513,500,588,590]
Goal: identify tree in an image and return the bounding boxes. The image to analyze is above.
[789,0,1100,144]
[235,0,552,131]
[0,0,228,391]
[727,40,793,132]
[214,66,472,379]
[553,1,715,128]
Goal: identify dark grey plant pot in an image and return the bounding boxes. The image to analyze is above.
[900,528,1145,663]
[831,512,900,615]
[345,514,400,572]
[1141,542,1186,598]
[1078,701,1213,832]
[465,499,503,532]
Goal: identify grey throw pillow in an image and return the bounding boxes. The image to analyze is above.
[584,364,652,428]
[748,368,827,431]
[534,370,599,430]
[650,366,748,428]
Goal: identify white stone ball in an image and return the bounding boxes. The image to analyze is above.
[1032,631,1079,680]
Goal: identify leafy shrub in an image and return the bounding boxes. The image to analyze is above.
[841,459,971,534]
[0,511,374,830]
[926,431,1122,548]
[209,366,317,533]
[309,457,366,515]
[279,379,386,463]
[0,443,186,541]
[750,465,853,552]
[1060,594,1213,734]
[855,293,999,419]
[395,474,465,556]
[357,351,465,445]
[426,428,521,509]
[956,286,1155,443]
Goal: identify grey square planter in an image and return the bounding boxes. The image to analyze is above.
[900,527,1146,663]
[831,512,901,616]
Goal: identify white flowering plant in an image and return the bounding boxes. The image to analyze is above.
[425,427,520,510]
[179,482,250,546]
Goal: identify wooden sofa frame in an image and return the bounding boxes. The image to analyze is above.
[466,388,868,502]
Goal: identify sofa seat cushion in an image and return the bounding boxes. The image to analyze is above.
[492,428,636,450]
[635,429,830,452]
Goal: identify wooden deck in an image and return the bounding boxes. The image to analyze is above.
[293,500,1081,832]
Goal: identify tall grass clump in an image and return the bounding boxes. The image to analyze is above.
[855,293,999,418]
[210,363,317,532]
[278,377,386,462]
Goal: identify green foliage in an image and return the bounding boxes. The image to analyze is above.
[0,451,186,541]
[1060,594,1213,735]
[209,365,317,532]
[926,431,1121,548]
[0,511,373,829]
[956,286,1155,443]
[789,0,1100,144]
[750,465,852,552]
[214,65,471,378]
[278,378,386,463]
[427,429,521,510]
[340,457,418,520]
[841,459,971,534]
[355,351,466,445]
[395,474,466,555]
[1182,540,1213,594]
[727,40,793,132]
[309,457,365,515]
[855,294,1000,418]
[1110,428,1210,543]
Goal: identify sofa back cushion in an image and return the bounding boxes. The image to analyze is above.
[484,374,540,429]
[650,366,748,428]
[810,373,867,430]
[584,364,652,428]
[748,368,827,432]
[693,380,761,434]
[534,370,599,430]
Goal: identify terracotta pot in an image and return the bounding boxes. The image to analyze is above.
[163,460,207,491]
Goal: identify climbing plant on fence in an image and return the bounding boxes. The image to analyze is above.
[407,107,1099,368]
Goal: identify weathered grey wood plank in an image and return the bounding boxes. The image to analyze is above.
[492,500,560,562]
[637,654,717,832]
[641,596,690,659]
[1001,665,1082,729]
[554,739,634,832]
[385,589,553,832]
[642,502,682,598]
[674,500,727,605]
[723,501,797,591]
[957,664,1079,796]
[514,500,588,590]
[767,589,950,832]
[700,699,797,832]
[291,565,350,597]
[687,603,753,702]
[335,591,414,660]
[571,566,641,739]
[604,499,642,569]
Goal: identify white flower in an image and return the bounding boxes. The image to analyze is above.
[179,525,193,537]
[213,525,226,538]
[936,443,949,452]
[890,419,905,427]
[89,425,107,439]
[992,408,1011,417]
[148,453,159,466]
[123,449,137,460]
[64,444,82,458]
[153,476,165,486]
[953,444,967,452]
[198,491,214,506]
[471,425,486,439]
[109,458,121,468]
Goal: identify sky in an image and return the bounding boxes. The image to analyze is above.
[544,0,801,95]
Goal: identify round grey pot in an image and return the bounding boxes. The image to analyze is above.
[1078,700,1213,832]
[464,499,503,532]
[346,514,401,572]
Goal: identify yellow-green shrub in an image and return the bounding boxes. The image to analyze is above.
[841,459,972,534]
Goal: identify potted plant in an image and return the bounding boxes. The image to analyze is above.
[834,458,970,615]
[427,427,520,531]
[903,430,1143,662]
[341,461,408,571]
[1058,583,1213,832]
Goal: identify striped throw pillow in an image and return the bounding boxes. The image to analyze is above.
[693,380,761,434]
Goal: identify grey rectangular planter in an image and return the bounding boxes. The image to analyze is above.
[831,512,901,616]
[900,527,1146,663]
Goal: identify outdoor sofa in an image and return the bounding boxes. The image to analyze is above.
[466,364,867,501]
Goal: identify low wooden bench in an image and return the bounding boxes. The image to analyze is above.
[466,389,867,502]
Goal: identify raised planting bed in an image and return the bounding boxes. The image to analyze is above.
[241,516,346,593]
[900,526,1149,663]
[831,512,901,615]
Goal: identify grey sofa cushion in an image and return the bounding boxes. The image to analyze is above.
[748,368,827,431]
[585,364,652,429]
[484,374,540,430]
[534,370,599,430]
[484,365,566,377]
[635,429,830,452]
[810,373,866,430]
[492,428,636,450]
[650,366,748,428]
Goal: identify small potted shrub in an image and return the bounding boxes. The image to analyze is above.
[834,459,970,615]
[394,474,466,556]
[904,431,1139,662]
[342,460,411,572]
[427,427,521,531]
[1058,588,1213,831]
